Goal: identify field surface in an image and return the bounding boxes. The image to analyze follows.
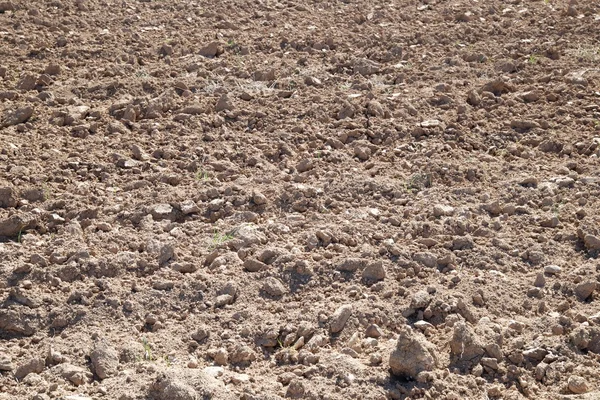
[1,0,600,399]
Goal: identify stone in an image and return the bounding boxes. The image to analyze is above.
[199,42,222,58]
[150,203,175,221]
[571,327,600,354]
[362,261,385,282]
[389,326,437,378]
[353,58,380,76]
[296,159,314,173]
[433,204,455,217]
[229,344,256,364]
[1,106,33,127]
[252,191,268,205]
[511,120,540,130]
[15,357,44,379]
[0,187,18,208]
[330,304,352,333]
[17,74,36,91]
[0,213,38,237]
[450,322,484,364]
[544,265,561,275]
[214,294,234,307]
[53,363,92,386]
[337,258,365,272]
[0,2,15,12]
[0,354,13,371]
[261,277,287,297]
[180,200,200,215]
[575,282,596,301]
[584,235,600,251]
[152,374,197,400]
[533,273,546,288]
[568,375,589,394]
[413,252,437,268]
[354,144,371,161]
[192,326,210,342]
[244,258,267,272]
[215,94,233,112]
[90,340,118,379]
[410,290,431,310]
[365,324,383,338]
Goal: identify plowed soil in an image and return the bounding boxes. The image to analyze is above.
[1,0,600,399]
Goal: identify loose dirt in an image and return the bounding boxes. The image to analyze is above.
[1,0,600,399]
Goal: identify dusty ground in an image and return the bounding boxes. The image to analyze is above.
[1,0,600,399]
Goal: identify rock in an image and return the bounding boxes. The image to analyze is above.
[575,282,596,301]
[90,340,118,380]
[53,363,93,386]
[215,94,233,112]
[15,357,44,379]
[337,258,365,272]
[367,101,385,117]
[261,277,287,297]
[296,159,314,173]
[353,58,380,76]
[413,252,437,268]
[583,235,600,251]
[150,203,175,221]
[481,79,514,95]
[480,357,498,370]
[365,324,383,338]
[544,265,561,275]
[0,354,13,371]
[389,326,437,378]
[540,216,559,228]
[571,326,600,354]
[45,64,61,75]
[450,322,484,364]
[214,294,234,307]
[199,42,222,57]
[568,375,589,394]
[1,106,34,127]
[410,290,431,309]
[0,309,39,336]
[253,69,276,81]
[17,74,36,91]
[0,213,38,238]
[192,326,210,342]
[533,273,546,288]
[511,120,540,130]
[362,261,385,282]
[421,119,441,128]
[252,191,268,205]
[433,204,455,217]
[286,378,306,398]
[181,105,204,115]
[180,200,200,215]
[152,373,198,400]
[152,369,226,399]
[523,347,548,361]
[229,344,256,364]
[0,187,18,208]
[244,258,267,272]
[0,1,15,12]
[354,144,372,161]
[414,321,434,331]
[330,304,352,333]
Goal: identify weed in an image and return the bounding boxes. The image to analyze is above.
[135,68,149,79]
[406,172,432,192]
[528,54,539,64]
[17,227,23,244]
[141,337,153,361]
[195,169,210,181]
[210,230,234,249]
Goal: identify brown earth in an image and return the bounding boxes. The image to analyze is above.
[1,0,600,399]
